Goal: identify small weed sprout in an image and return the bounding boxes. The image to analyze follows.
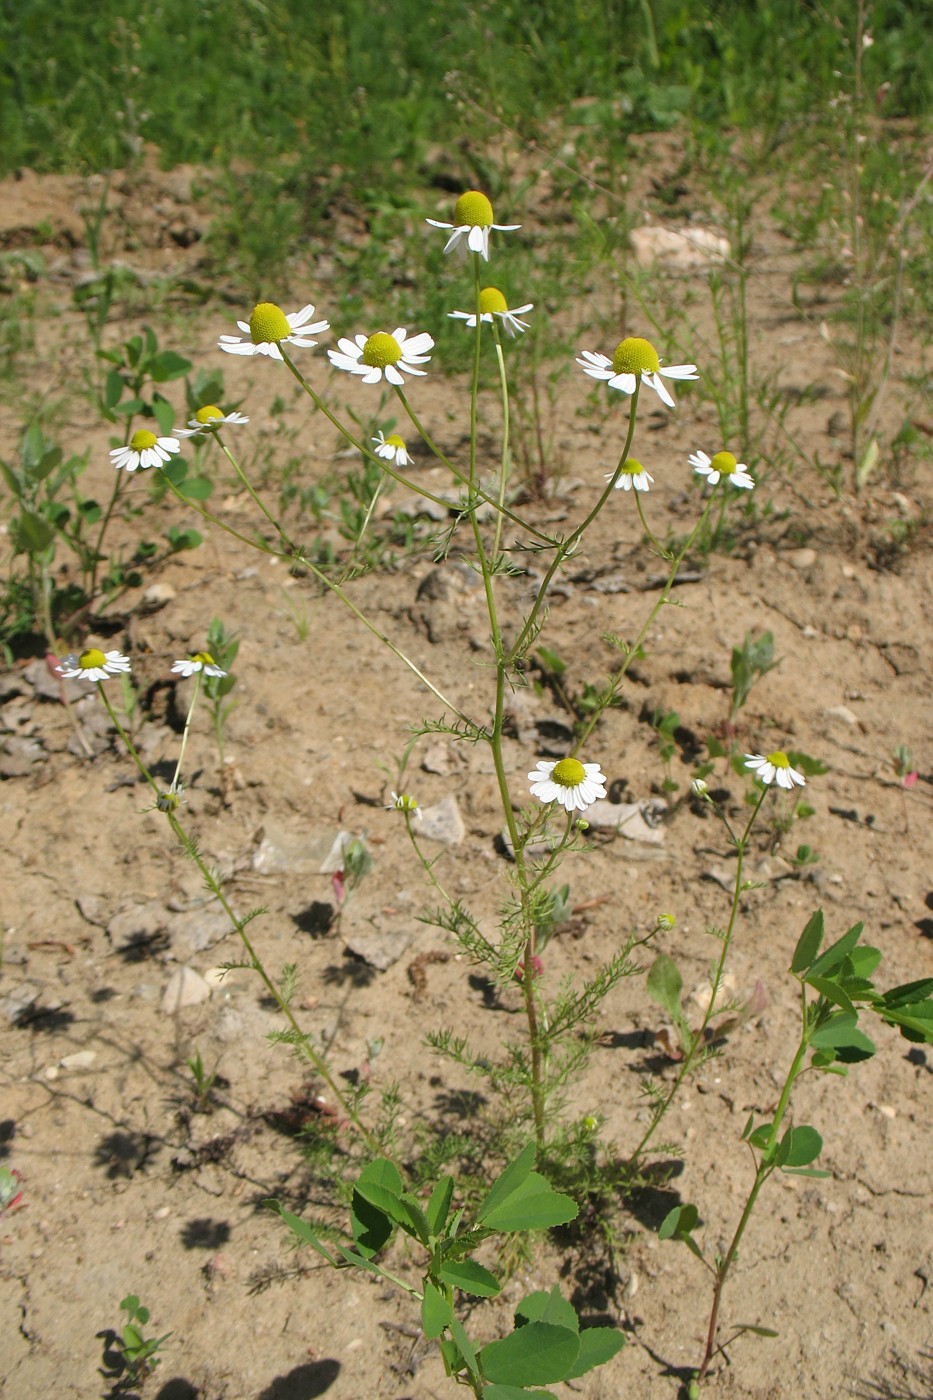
[115,1294,171,1386]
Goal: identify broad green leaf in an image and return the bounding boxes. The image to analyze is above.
[783,1167,832,1179]
[515,1286,578,1332]
[0,458,23,499]
[104,369,124,409]
[741,1112,755,1140]
[425,1175,454,1236]
[806,975,856,1016]
[734,1323,780,1338]
[880,1000,933,1043]
[123,1324,144,1350]
[483,1387,558,1399]
[266,1200,337,1265]
[480,1322,581,1386]
[335,1243,388,1278]
[563,1325,626,1378]
[647,953,683,1018]
[160,457,188,486]
[421,1279,452,1339]
[149,349,193,382]
[439,1258,500,1297]
[778,1125,823,1168]
[747,1124,773,1152]
[354,1157,403,1212]
[846,946,882,980]
[450,1317,480,1381]
[396,1193,432,1245]
[477,1144,536,1223]
[350,1193,393,1258]
[478,1176,578,1232]
[880,977,933,1007]
[176,473,213,501]
[807,922,864,979]
[153,396,176,436]
[791,910,824,973]
[659,1203,698,1240]
[811,1013,875,1058]
[13,508,55,554]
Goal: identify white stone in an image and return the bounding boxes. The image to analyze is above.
[160,966,211,1013]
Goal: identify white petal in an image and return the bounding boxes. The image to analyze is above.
[607,371,637,395]
[467,225,486,254]
[361,366,384,384]
[660,363,699,381]
[287,304,316,329]
[688,450,711,470]
[403,332,434,356]
[384,365,404,385]
[426,218,454,231]
[645,372,675,407]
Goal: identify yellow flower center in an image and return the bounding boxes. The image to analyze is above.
[80,648,107,670]
[611,336,661,377]
[552,757,585,788]
[385,433,406,451]
[192,651,216,667]
[767,750,791,768]
[621,457,646,476]
[479,287,508,315]
[362,333,403,368]
[395,793,418,811]
[249,302,291,345]
[195,405,224,425]
[710,451,737,475]
[454,190,494,227]
[130,429,158,452]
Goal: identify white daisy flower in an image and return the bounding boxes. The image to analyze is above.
[176,406,250,438]
[328,328,434,387]
[57,647,131,682]
[577,336,698,408]
[745,751,806,790]
[373,431,412,467]
[690,448,754,490]
[448,286,534,337]
[426,190,521,260]
[218,302,329,360]
[607,457,653,492]
[389,791,422,819]
[171,651,228,679]
[109,430,181,473]
[528,757,607,814]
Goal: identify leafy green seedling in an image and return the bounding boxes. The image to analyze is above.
[116,1294,171,1385]
[270,1145,625,1399]
[728,630,779,724]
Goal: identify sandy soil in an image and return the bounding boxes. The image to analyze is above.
[1,143,932,1400]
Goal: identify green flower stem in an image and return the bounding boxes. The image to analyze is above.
[278,346,541,538]
[97,685,383,1158]
[159,475,473,727]
[393,387,552,545]
[697,997,811,1383]
[470,254,482,491]
[504,385,642,667]
[170,671,203,794]
[89,470,127,598]
[215,433,291,550]
[573,487,719,758]
[491,328,511,563]
[627,783,769,1167]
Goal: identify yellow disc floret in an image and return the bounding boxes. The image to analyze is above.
[621,457,646,476]
[195,405,225,425]
[385,433,406,450]
[710,450,737,475]
[362,333,403,368]
[129,429,158,452]
[80,648,107,670]
[249,302,291,345]
[767,750,791,769]
[454,190,494,228]
[552,757,585,788]
[479,287,509,315]
[192,651,216,667]
[611,336,660,377]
